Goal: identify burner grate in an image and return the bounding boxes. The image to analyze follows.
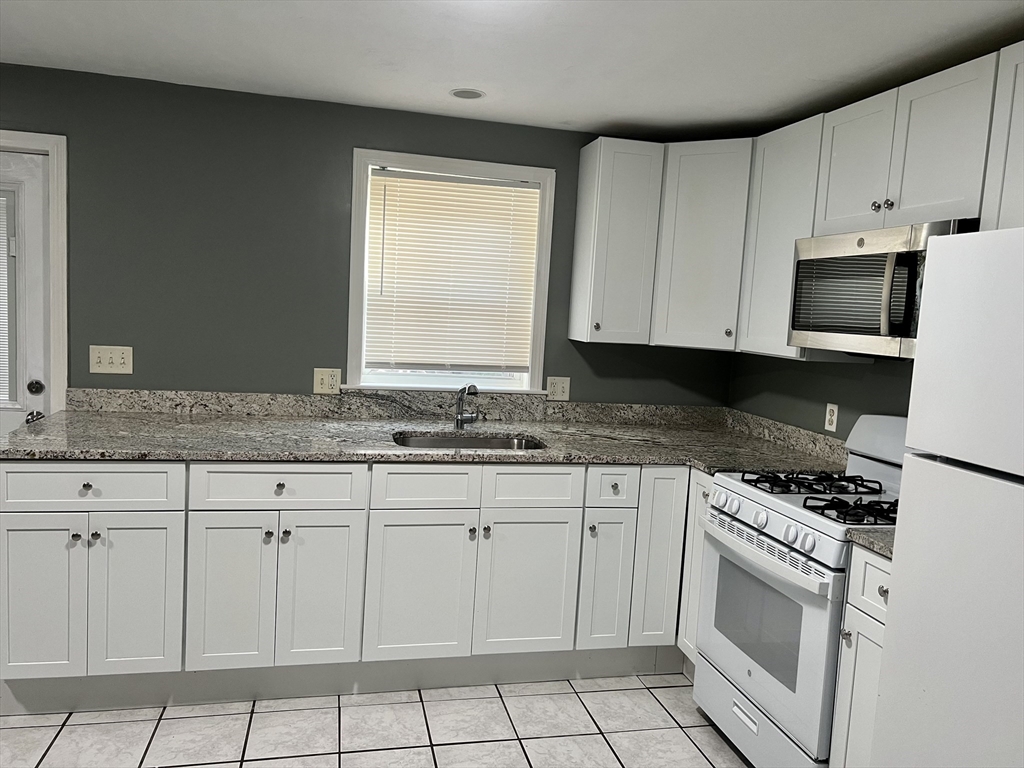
[741,471,885,495]
[803,496,898,525]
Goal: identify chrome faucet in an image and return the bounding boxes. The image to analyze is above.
[455,384,479,430]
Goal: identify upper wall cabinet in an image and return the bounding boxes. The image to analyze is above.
[650,139,752,350]
[569,138,664,344]
[982,42,1024,231]
[815,53,998,235]
[737,115,824,359]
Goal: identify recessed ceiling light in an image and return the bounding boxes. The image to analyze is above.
[450,88,485,100]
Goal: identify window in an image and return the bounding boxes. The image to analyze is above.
[348,150,554,391]
[0,190,14,404]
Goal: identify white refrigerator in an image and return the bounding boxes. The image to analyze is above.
[871,228,1024,768]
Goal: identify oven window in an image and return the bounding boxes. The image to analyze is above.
[714,555,803,692]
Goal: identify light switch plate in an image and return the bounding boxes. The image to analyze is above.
[547,376,570,401]
[89,345,133,374]
[313,368,341,394]
[825,403,838,432]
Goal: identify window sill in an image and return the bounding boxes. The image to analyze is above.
[340,384,548,396]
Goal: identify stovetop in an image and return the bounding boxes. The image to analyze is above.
[741,471,885,497]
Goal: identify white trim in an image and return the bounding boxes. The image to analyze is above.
[348,148,554,392]
[0,131,68,414]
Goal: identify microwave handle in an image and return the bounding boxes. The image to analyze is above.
[880,252,897,337]
[699,515,830,598]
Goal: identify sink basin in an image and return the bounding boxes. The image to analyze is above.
[393,433,545,450]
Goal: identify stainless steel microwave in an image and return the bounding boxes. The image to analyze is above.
[788,219,979,358]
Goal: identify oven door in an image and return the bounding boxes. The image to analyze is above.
[696,514,845,760]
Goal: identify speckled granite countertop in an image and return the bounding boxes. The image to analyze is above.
[846,528,895,559]
[0,411,845,476]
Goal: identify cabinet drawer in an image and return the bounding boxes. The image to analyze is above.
[370,464,482,509]
[585,466,640,507]
[0,462,185,512]
[190,463,368,510]
[848,544,892,624]
[481,465,585,508]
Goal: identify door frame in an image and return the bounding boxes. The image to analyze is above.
[0,130,67,414]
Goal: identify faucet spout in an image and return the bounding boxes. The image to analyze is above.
[455,384,479,430]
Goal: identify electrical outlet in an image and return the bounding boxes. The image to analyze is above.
[313,368,341,394]
[825,403,838,432]
[546,376,570,401]
[89,345,133,374]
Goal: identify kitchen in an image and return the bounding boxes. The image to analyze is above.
[0,2,1022,768]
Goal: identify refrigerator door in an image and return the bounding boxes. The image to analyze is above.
[871,453,1024,768]
[906,228,1023,476]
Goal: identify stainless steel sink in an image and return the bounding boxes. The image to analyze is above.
[393,434,545,450]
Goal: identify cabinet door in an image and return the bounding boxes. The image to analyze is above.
[814,89,897,235]
[630,466,689,646]
[568,138,664,344]
[0,513,88,679]
[677,469,713,660]
[982,42,1024,231]
[737,115,823,359]
[577,507,636,650]
[473,508,582,655]
[275,509,367,666]
[651,139,752,350]
[884,53,998,227]
[830,605,885,768]
[362,508,479,661]
[87,511,185,675]
[185,510,279,671]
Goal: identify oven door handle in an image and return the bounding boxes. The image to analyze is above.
[699,515,830,598]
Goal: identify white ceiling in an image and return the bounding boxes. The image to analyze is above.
[1,0,1022,135]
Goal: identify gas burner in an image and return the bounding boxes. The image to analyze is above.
[741,472,806,493]
[803,496,899,525]
[741,471,885,496]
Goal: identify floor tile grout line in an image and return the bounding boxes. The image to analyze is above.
[495,683,533,768]
[418,688,438,768]
[136,706,166,768]
[32,711,70,768]
[572,689,626,768]
[336,695,341,766]
[239,700,256,763]
[644,688,722,767]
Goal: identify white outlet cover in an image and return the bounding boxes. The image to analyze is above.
[89,345,133,374]
[825,403,838,432]
[546,376,570,401]
[313,367,342,394]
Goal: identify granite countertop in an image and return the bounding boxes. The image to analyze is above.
[846,528,895,559]
[0,410,846,476]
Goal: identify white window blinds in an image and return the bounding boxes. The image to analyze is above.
[0,195,11,401]
[364,169,541,373]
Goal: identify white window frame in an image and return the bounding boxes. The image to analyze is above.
[347,148,555,393]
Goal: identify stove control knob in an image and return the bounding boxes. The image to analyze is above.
[728,498,742,515]
[801,532,816,554]
[715,490,729,508]
[755,510,769,529]
[784,524,799,544]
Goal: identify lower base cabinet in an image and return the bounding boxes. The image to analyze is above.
[830,605,886,767]
[677,468,713,659]
[577,507,636,650]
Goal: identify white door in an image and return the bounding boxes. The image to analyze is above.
[650,139,752,350]
[630,466,688,646]
[577,507,636,650]
[814,89,897,235]
[362,508,479,661]
[473,507,582,655]
[185,510,279,671]
[87,511,185,675]
[737,115,823,359]
[883,54,998,227]
[0,512,88,678]
[275,509,367,666]
[982,42,1024,231]
[830,605,885,768]
[677,468,712,659]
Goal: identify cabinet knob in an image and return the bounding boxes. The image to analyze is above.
[871,200,882,212]
[610,482,619,493]
[90,531,101,541]
[702,490,709,501]
[877,584,889,599]
[468,527,477,537]
[593,322,601,331]
[589,524,597,534]
[281,529,292,538]
[70,532,82,542]
[883,198,894,210]
[840,628,852,642]
[276,482,286,491]
[264,530,274,538]
[724,329,733,338]
[82,482,93,491]
[483,525,492,536]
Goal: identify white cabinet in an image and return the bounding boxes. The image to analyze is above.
[830,604,885,768]
[568,137,664,344]
[577,507,636,650]
[87,511,185,675]
[816,54,997,235]
[629,466,689,646]
[651,140,752,350]
[0,513,89,679]
[362,508,480,661]
[982,42,1024,231]
[275,509,366,666]
[473,508,582,654]
[737,115,823,359]
[676,468,712,660]
[185,510,280,671]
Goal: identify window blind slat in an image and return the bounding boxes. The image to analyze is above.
[0,196,10,401]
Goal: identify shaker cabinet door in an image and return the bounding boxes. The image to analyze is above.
[677,469,713,659]
[982,42,1024,231]
[830,605,885,768]
[577,507,636,650]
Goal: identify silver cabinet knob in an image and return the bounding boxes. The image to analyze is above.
[91,531,101,541]
[589,524,597,534]
[276,482,286,491]
[877,584,889,599]
[883,198,894,210]
[702,490,709,501]
[281,529,292,538]
[468,527,477,537]
[593,322,601,331]
[264,530,274,538]
[840,628,852,641]
[610,482,619,493]
[482,525,492,536]
[82,482,93,491]
[70,532,82,542]
[871,200,882,212]
[725,329,733,338]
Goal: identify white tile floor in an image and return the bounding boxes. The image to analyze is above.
[0,673,750,768]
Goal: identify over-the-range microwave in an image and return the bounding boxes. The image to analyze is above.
[788,219,979,358]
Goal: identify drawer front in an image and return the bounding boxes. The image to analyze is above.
[190,463,368,510]
[848,544,892,624]
[482,465,585,508]
[370,464,482,509]
[0,462,186,512]
[585,466,640,507]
